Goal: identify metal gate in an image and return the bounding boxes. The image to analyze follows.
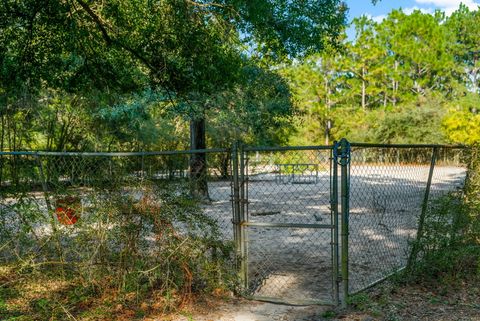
[231,140,351,305]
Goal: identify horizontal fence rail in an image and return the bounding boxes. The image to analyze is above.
[0,141,469,307]
[0,148,230,157]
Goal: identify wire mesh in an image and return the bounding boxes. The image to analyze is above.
[241,147,335,304]
[429,147,467,201]
[348,146,467,294]
[244,226,334,304]
[0,150,236,296]
[0,143,470,306]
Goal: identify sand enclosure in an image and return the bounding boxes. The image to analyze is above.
[0,153,466,305]
[203,164,466,303]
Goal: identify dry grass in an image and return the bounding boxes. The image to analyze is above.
[0,267,206,320]
[337,278,480,321]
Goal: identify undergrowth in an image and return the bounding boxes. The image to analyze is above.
[407,146,480,284]
[0,178,234,320]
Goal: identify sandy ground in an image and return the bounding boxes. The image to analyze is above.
[171,299,331,321]
[202,165,467,305]
[168,277,480,321]
[0,161,468,320]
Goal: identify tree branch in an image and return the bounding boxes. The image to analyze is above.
[74,0,176,105]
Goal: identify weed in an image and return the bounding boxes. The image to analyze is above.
[0,159,235,319]
[407,147,480,284]
[321,310,337,318]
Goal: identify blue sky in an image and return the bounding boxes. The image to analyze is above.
[347,0,480,21]
[345,0,480,38]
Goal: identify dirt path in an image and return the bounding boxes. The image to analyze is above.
[165,278,480,321]
[162,298,331,321]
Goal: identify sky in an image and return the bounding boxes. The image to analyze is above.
[345,0,480,39]
[347,0,480,21]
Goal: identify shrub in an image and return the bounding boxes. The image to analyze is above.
[0,170,234,318]
[408,146,480,281]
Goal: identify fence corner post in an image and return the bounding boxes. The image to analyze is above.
[331,141,340,306]
[407,146,438,272]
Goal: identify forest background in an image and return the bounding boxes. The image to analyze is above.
[1,1,479,153]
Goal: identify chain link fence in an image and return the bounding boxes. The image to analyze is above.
[347,144,467,295]
[0,141,469,307]
[0,149,237,306]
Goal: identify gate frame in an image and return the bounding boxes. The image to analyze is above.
[337,138,351,307]
[231,142,345,306]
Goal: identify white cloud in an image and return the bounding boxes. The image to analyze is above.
[363,7,432,23]
[371,14,387,22]
[415,0,477,8]
[403,6,435,15]
[361,0,479,25]
[362,13,388,23]
[414,0,480,15]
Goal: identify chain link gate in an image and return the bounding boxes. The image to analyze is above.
[0,141,467,309]
[231,140,351,305]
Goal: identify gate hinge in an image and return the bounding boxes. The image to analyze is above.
[333,139,351,165]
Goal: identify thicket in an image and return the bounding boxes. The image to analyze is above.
[0,159,234,320]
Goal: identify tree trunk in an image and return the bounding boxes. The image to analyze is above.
[361,65,366,110]
[324,76,331,145]
[393,60,398,107]
[220,153,230,179]
[383,85,387,108]
[473,55,478,94]
[190,117,210,200]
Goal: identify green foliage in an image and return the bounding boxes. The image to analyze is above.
[408,146,480,281]
[284,7,480,146]
[373,102,445,144]
[443,94,480,145]
[0,0,348,152]
[0,164,235,318]
[321,309,338,318]
[235,0,347,58]
[347,292,372,311]
[206,65,295,147]
[5,2,480,149]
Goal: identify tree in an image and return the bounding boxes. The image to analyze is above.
[381,10,460,99]
[1,0,350,198]
[446,4,480,94]
[74,0,348,198]
[283,6,480,145]
[281,52,343,145]
[342,16,387,110]
[443,93,480,144]
[206,65,295,177]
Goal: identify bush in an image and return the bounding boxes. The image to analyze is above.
[408,146,480,281]
[0,171,234,319]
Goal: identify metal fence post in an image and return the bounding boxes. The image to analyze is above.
[35,154,53,215]
[239,143,249,290]
[339,138,351,307]
[331,144,340,305]
[231,142,244,287]
[407,146,438,271]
